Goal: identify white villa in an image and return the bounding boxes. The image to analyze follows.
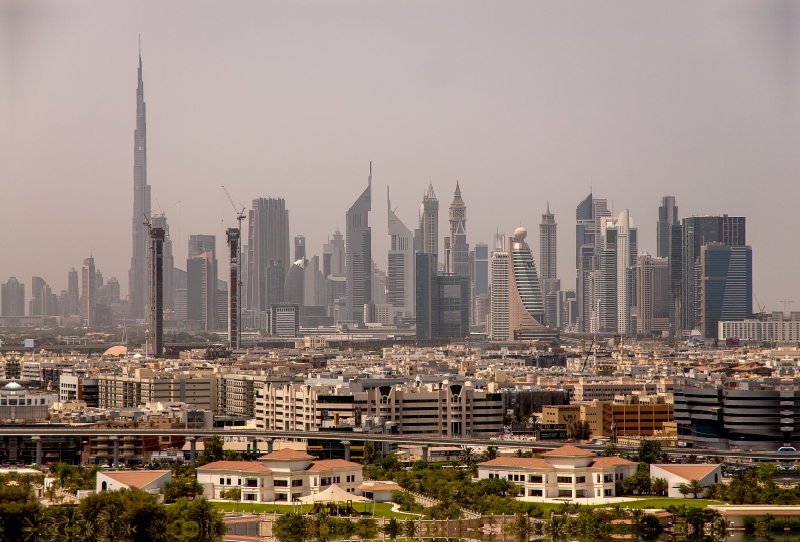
[477,444,637,501]
[196,448,364,502]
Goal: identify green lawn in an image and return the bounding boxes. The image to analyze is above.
[212,501,415,519]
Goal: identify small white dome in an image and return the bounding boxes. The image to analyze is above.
[514,227,528,240]
[4,381,22,390]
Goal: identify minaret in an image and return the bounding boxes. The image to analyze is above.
[129,48,151,319]
[447,181,469,277]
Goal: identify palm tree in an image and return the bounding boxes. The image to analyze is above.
[51,505,87,542]
[650,477,668,497]
[677,484,690,499]
[686,479,704,499]
[403,519,417,541]
[461,447,474,467]
[545,513,569,542]
[22,509,51,542]
[383,518,402,541]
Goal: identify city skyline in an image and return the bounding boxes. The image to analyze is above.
[2,2,799,311]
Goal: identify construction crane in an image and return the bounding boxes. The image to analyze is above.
[222,186,246,230]
[153,199,181,219]
[580,331,598,372]
[221,186,246,351]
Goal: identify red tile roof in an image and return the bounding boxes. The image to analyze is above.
[651,464,719,480]
[197,461,271,473]
[259,449,314,460]
[102,470,170,488]
[589,456,636,467]
[358,482,403,492]
[306,459,363,471]
[478,457,553,469]
[542,444,594,457]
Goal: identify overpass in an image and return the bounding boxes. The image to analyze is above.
[2,427,799,463]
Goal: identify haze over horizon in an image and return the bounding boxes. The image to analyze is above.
[1,1,798,313]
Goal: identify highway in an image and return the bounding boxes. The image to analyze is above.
[1,427,798,462]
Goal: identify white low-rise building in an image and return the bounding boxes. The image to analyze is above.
[197,448,364,503]
[650,463,722,498]
[96,470,172,494]
[477,445,637,501]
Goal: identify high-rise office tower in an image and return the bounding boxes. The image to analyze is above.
[419,184,439,256]
[294,235,306,264]
[151,214,175,311]
[657,196,678,258]
[540,203,557,281]
[372,263,387,305]
[387,187,415,318]
[81,257,96,326]
[699,244,752,339]
[106,277,121,304]
[29,276,46,316]
[490,235,509,341]
[226,228,241,350]
[284,259,305,305]
[149,227,165,355]
[507,228,551,340]
[187,250,216,331]
[596,211,637,334]
[668,221,683,336]
[323,227,345,278]
[247,197,290,312]
[345,163,372,322]
[636,253,669,336]
[474,243,489,296]
[128,51,151,320]
[67,268,79,315]
[447,182,469,277]
[415,253,438,339]
[681,215,746,333]
[1,277,25,317]
[304,254,325,307]
[575,193,611,332]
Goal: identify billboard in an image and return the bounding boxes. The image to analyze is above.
[24,339,35,348]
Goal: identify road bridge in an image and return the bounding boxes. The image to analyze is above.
[1,427,798,463]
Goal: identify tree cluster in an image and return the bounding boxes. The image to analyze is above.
[704,463,800,505]
[0,479,226,542]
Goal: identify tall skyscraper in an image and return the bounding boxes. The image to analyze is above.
[345,163,372,322]
[387,187,415,318]
[226,228,241,350]
[575,193,611,332]
[29,276,46,316]
[323,227,345,278]
[595,211,637,334]
[1,277,25,317]
[187,250,216,331]
[247,198,290,313]
[539,203,557,281]
[67,268,79,316]
[415,253,439,339]
[681,215,746,333]
[149,226,165,355]
[474,243,489,296]
[507,227,551,340]
[699,244,753,339]
[446,182,469,277]
[657,196,678,258]
[81,257,96,326]
[151,214,175,311]
[128,51,151,320]
[490,236,509,341]
[419,184,439,257]
[636,253,669,336]
[294,235,306,264]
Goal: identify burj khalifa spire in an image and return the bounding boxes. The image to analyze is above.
[129,48,151,319]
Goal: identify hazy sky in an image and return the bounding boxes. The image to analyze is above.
[1,1,799,312]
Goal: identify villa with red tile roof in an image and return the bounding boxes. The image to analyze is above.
[477,444,637,501]
[650,463,722,498]
[197,449,363,503]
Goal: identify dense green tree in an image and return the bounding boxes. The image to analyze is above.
[164,477,204,504]
[651,477,668,497]
[686,479,704,499]
[383,518,403,541]
[198,435,225,465]
[272,512,308,542]
[636,440,666,464]
[603,443,619,457]
[186,497,227,542]
[362,441,379,465]
[566,420,592,441]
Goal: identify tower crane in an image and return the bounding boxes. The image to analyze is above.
[222,186,246,230]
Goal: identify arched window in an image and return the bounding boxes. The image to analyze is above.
[101,481,107,491]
